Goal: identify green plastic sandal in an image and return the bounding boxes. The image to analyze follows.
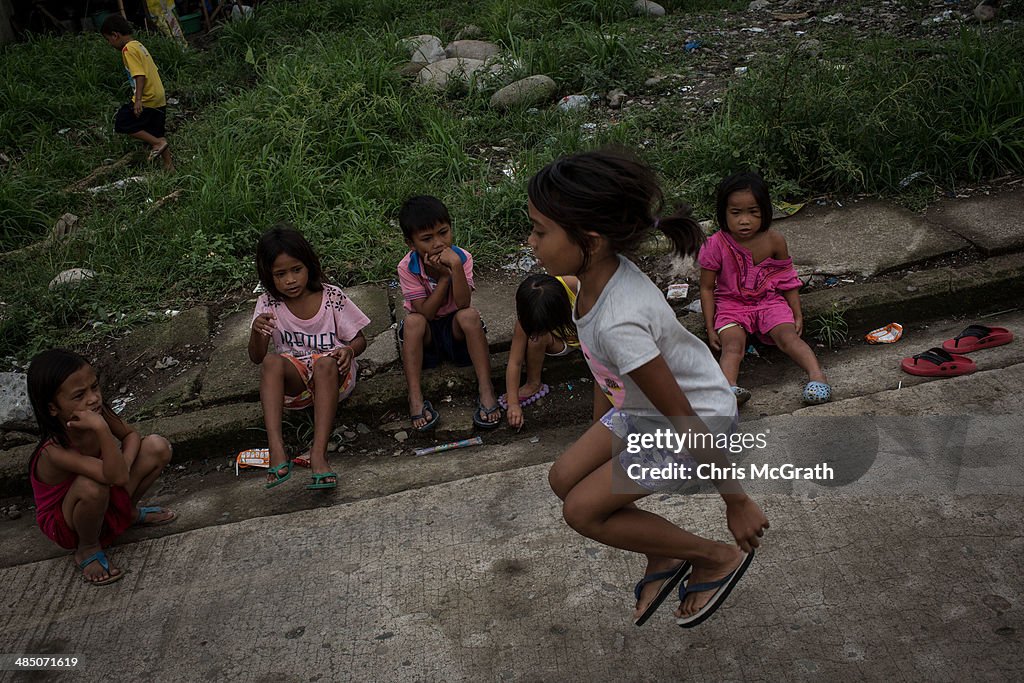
[307,472,338,490]
[264,461,292,489]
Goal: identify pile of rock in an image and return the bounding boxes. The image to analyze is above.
[399,30,556,110]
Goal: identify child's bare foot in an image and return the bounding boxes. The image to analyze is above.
[477,387,500,425]
[633,555,680,619]
[75,545,123,585]
[149,138,168,159]
[675,544,744,618]
[409,398,438,430]
[514,381,544,399]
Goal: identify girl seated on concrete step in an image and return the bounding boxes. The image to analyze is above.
[698,171,831,408]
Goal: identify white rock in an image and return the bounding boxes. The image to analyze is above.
[748,0,770,10]
[395,431,409,443]
[489,75,557,109]
[404,34,445,64]
[0,372,33,429]
[444,40,501,61]
[557,94,590,111]
[633,0,666,17]
[416,58,486,92]
[48,268,96,290]
[607,88,626,109]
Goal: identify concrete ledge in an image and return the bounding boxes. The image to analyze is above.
[802,253,1024,333]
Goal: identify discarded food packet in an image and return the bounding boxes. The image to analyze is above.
[866,323,904,344]
[666,283,689,300]
[771,200,805,219]
[236,448,270,475]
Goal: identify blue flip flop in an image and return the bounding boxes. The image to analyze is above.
[633,561,692,626]
[472,402,502,429]
[411,400,440,432]
[134,506,176,527]
[78,550,125,586]
[676,549,755,628]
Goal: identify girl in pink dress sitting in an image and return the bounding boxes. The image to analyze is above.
[698,172,831,407]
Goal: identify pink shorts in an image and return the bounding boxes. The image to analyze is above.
[281,352,357,410]
[714,296,795,345]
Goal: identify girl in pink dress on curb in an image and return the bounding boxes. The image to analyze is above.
[698,171,831,407]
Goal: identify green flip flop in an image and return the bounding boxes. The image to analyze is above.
[264,461,292,489]
[306,472,338,490]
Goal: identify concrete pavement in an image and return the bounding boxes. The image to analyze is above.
[1,317,1022,680]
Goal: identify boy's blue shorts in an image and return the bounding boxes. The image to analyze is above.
[398,312,486,369]
[114,104,166,138]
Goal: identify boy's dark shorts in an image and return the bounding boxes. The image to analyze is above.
[114,104,166,138]
[398,312,487,369]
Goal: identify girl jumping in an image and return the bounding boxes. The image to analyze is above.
[502,274,581,430]
[529,150,769,628]
[26,349,175,586]
[249,224,370,490]
[698,171,831,406]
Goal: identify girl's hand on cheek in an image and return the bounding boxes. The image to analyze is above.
[67,410,109,434]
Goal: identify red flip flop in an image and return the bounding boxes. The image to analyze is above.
[901,347,976,377]
[941,324,1013,353]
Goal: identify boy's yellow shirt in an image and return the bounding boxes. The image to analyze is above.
[121,40,166,108]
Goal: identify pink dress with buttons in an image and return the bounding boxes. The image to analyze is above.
[698,230,803,344]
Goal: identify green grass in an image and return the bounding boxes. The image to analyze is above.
[0,0,1022,359]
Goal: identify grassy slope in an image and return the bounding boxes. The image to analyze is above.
[0,0,1021,358]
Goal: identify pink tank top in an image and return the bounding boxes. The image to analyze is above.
[30,439,78,521]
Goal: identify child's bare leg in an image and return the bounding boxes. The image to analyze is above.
[128,129,167,155]
[453,308,497,419]
[549,422,680,617]
[401,314,433,429]
[159,144,174,171]
[259,354,305,483]
[768,323,827,382]
[561,455,745,619]
[61,477,121,583]
[125,435,173,519]
[309,356,341,483]
[514,333,549,398]
[718,325,747,385]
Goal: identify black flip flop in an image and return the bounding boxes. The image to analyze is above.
[472,402,502,429]
[676,549,755,628]
[633,561,692,626]
[411,400,440,432]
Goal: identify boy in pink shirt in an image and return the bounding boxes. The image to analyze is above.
[396,196,500,432]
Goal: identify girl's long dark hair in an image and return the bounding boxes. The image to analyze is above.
[528,148,705,272]
[26,349,94,449]
[255,224,325,299]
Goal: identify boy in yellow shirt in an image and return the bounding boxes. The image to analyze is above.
[100,15,173,170]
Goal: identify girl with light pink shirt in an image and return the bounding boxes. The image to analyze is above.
[248,225,370,491]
